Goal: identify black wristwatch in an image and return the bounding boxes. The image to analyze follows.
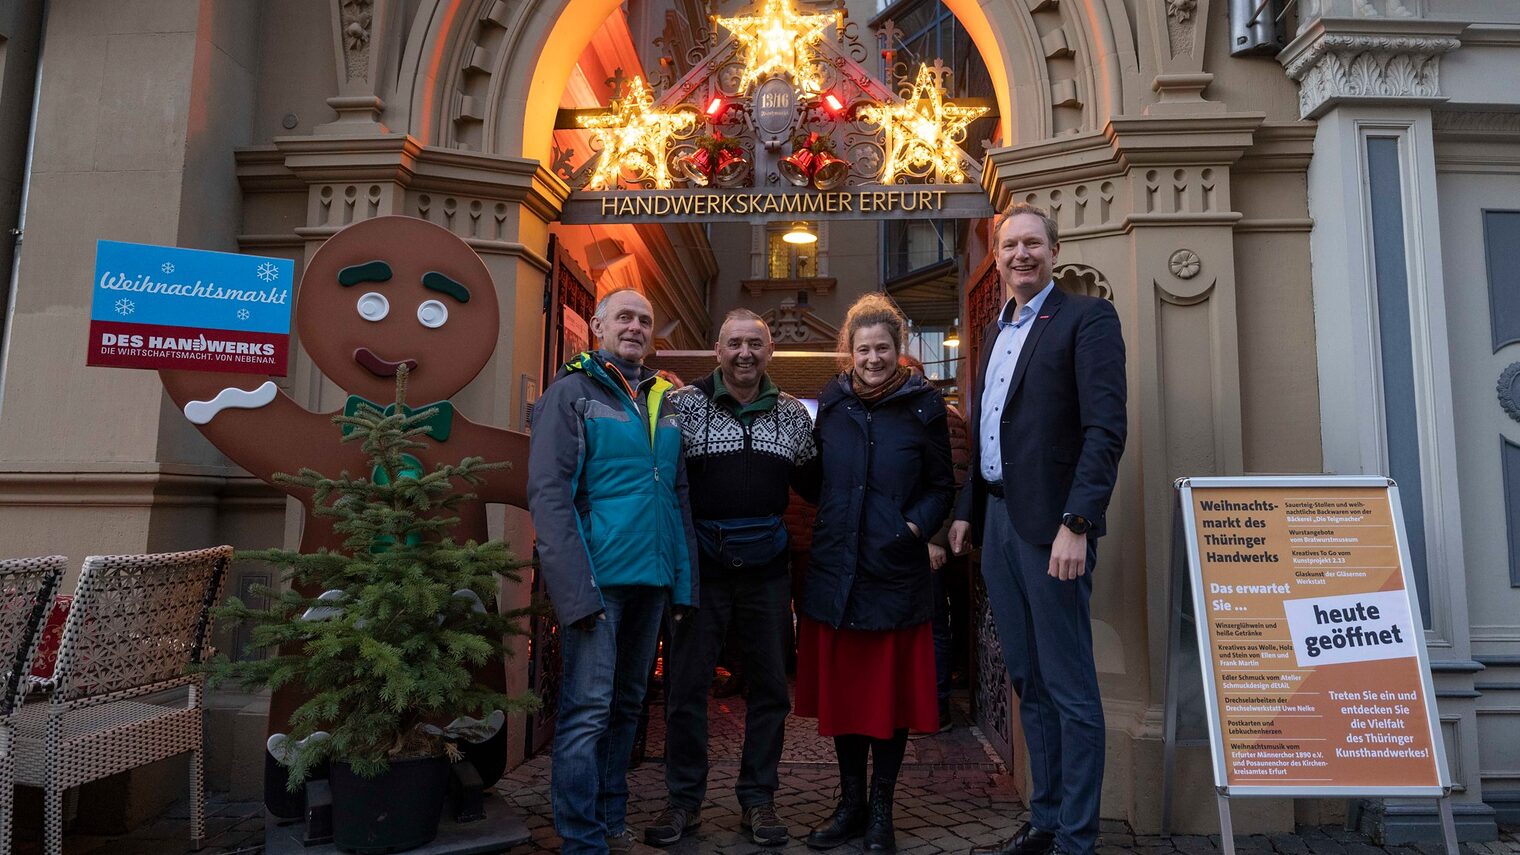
[1061,513,1093,535]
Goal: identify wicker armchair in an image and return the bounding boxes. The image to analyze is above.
[9,546,231,855]
[0,555,67,855]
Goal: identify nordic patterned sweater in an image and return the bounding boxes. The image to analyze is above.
[667,370,819,523]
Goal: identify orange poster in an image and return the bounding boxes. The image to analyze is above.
[1180,479,1446,794]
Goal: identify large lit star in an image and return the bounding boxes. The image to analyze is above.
[578,77,697,190]
[718,0,836,94]
[856,64,988,184]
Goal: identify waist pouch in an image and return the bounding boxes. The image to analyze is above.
[694,515,789,569]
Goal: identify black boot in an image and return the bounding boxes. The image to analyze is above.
[863,773,897,852]
[805,775,867,849]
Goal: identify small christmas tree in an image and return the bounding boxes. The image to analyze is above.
[209,366,538,788]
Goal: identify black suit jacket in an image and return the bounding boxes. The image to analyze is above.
[954,286,1127,547]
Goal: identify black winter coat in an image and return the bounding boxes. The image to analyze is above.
[798,372,955,631]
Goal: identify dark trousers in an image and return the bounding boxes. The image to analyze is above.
[979,496,1104,855]
[663,556,793,810]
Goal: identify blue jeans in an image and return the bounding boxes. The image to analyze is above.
[551,585,667,854]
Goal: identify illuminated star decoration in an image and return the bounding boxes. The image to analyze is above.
[718,0,836,95]
[856,63,988,184]
[578,76,698,190]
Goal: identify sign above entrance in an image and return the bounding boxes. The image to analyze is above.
[560,184,992,224]
[560,0,992,213]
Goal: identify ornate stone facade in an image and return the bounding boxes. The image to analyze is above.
[1280,20,1462,119]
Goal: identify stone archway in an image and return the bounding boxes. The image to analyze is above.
[392,0,1141,160]
[250,0,1322,836]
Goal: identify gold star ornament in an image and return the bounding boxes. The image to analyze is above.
[578,77,698,190]
[856,64,988,184]
[718,0,836,95]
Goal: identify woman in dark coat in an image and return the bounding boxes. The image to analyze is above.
[795,293,955,852]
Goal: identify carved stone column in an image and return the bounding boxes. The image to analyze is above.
[1139,0,1227,115]
[1280,14,1496,843]
[319,0,400,133]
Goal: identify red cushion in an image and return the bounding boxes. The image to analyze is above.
[30,595,73,679]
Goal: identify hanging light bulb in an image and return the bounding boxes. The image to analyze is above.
[782,222,818,245]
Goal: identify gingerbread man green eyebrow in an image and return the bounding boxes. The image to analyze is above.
[339,260,470,303]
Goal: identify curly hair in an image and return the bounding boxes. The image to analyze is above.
[837,292,907,369]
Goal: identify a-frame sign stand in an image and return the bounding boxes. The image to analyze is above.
[1162,476,1461,855]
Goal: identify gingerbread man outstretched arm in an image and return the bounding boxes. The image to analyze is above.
[452,420,532,510]
[160,368,342,491]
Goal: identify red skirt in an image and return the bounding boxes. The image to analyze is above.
[794,616,939,738]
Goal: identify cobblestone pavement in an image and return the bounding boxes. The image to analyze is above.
[19,691,1520,853]
[497,693,1520,854]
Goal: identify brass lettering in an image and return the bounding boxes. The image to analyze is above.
[652,195,671,216]
[601,196,616,217]
[934,190,946,209]
[839,192,853,211]
[919,190,934,211]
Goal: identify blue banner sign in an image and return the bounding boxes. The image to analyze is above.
[88,240,295,375]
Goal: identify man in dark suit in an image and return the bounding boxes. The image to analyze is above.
[949,204,1126,855]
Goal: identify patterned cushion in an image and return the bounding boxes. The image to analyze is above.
[29,595,72,679]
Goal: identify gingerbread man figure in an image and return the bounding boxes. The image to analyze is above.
[160,215,532,730]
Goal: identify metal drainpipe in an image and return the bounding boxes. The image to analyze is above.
[0,0,49,421]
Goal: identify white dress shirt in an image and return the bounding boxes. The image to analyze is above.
[979,281,1056,482]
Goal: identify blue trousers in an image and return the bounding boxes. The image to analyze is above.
[551,585,666,855]
[980,496,1104,855]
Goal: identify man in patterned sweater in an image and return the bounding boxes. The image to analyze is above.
[646,309,819,848]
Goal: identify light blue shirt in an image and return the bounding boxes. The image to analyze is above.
[979,282,1056,482]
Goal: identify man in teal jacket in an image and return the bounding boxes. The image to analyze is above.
[528,287,699,854]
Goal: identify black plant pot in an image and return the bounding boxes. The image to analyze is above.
[330,755,450,854]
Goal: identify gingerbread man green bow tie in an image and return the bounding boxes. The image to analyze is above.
[341,396,456,442]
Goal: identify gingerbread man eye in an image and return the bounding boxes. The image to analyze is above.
[356,292,389,322]
[417,299,449,329]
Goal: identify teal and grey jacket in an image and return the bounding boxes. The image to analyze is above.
[527,351,698,626]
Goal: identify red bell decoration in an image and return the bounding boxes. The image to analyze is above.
[680,136,749,186]
[779,148,819,187]
[679,148,716,186]
[712,148,749,187]
[811,151,849,190]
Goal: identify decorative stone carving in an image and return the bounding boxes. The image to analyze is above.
[1281,31,1460,119]
[1433,110,1520,136]
[1500,362,1520,425]
[763,298,841,347]
[1053,264,1115,301]
[1166,0,1198,58]
[1169,249,1202,280]
[339,0,374,81]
